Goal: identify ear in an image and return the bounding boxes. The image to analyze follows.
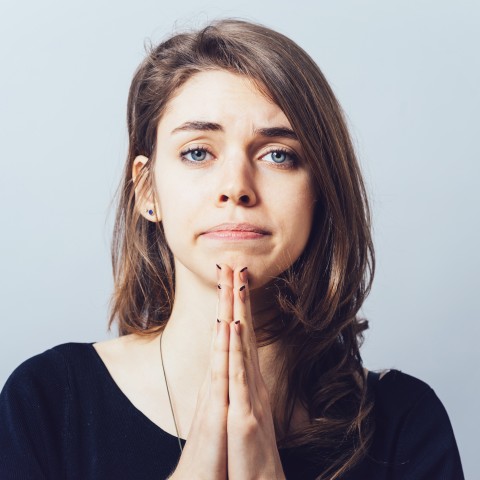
[132,155,161,222]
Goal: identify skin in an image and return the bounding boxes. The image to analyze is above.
[95,70,317,479]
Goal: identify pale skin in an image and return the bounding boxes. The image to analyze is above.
[94,70,320,478]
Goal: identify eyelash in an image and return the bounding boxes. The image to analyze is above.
[179,145,299,168]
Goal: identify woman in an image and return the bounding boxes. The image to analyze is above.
[0,19,464,479]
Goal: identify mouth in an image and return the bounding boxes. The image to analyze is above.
[201,223,270,240]
[203,223,269,234]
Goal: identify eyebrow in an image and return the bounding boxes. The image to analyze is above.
[171,121,299,141]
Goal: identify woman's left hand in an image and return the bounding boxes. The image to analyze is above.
[217,264,286,480]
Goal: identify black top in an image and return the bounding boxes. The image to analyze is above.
[0,343,464,479]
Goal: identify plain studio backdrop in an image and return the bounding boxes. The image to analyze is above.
[0,0,478,477]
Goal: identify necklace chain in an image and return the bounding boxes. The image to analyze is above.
[159,331,183,454]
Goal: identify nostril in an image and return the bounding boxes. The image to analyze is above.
[218,193,253,204]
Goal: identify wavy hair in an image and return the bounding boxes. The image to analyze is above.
[108,19,375,479]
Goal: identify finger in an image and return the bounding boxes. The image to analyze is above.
[205,263,222,384]
[208,262,232,359]
[208,263,231,408]
[217,263,234,324]
[234,266,260,372]
[209,263,222,355]
[228,319,251,412]
[233,267,262,406]
[210,317,230,408]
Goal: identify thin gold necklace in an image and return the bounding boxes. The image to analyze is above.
[159,331,183,454]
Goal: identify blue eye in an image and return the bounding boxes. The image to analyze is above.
[183,148,208,162]
[269,151,287,163]
[262,148,298,167]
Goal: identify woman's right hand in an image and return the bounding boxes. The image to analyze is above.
[168,268,232,480]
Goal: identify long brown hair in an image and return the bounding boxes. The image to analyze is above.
[109,19,375,479]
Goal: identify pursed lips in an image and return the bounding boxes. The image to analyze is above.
[201,223,271,239]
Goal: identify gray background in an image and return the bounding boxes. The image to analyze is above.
[0,0,478,477]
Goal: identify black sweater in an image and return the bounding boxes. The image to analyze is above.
[0,343,464,479]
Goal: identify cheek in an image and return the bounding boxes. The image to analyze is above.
[275,196,314,266]
[153,177,186,246]
[155,168,196,221]
[282,182,315,229]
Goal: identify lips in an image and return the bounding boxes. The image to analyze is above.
[202,222,270,235]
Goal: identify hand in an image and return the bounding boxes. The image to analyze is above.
[217,264,286,480]
[170,264,286,480]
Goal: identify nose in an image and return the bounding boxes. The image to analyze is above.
[215,155,257,207]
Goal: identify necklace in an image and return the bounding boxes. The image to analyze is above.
[159,331,183,454]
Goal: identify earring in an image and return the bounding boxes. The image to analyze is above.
[146,208,154,216]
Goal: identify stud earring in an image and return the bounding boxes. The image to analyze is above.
[146,208,154,216]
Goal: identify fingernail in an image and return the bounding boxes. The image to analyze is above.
[217,284,221,289]
[216,264,221,270]
[234,320,240,335]
[239,266,248,283]
[239,284,246,303]
[217,319,221,335]
[217,318,221,323]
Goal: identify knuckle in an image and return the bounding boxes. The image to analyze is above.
[214,339,229,353]
[233,369,248,386]
[242,415,259,438]
[210,369,228,383]
[230,410,260,437]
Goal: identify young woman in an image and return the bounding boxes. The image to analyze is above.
[0,19,464,480]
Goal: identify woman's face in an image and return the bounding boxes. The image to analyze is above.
[136,70,316,289]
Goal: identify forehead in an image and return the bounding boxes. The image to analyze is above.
[159,70,291,131]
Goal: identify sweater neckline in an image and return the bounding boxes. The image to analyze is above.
[88,342,188,443]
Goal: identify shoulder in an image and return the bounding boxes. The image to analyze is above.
[369,368,451,432]
[365,369,464,478]
[2,338,144,385]
[369,369,434,413]
[7,342,96,374]
[1,335,155,398]
[1,342,96,401]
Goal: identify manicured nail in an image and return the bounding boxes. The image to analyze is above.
[217,284,221,289]
[239,267,248,283]
[239,284,246,303]
[216,264,221,270]
[217,318,221,323]
[234,320,240,335]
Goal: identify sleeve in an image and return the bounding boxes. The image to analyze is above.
[0,349,70,479]
[395,388,465,480]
